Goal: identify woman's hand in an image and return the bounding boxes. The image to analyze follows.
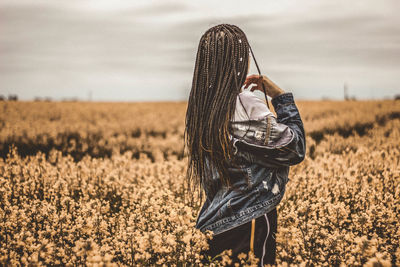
[243,74,285,98]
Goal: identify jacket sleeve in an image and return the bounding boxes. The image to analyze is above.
[229,92,306,167]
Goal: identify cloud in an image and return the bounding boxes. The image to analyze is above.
[0,0,399,100]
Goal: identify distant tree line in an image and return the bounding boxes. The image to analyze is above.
[34,97,52,102]
[0,94,18,101]
[1,93,399,101]
[0,95,54,102]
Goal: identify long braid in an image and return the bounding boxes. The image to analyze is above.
[184,24,258,202]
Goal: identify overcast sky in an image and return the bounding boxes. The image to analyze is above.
[0,0,399,101]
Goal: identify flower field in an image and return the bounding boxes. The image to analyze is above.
[0,99,399,266]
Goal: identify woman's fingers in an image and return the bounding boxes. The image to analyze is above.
[244,74,261,84]
[250,85,259,92]
[243,74,262,89]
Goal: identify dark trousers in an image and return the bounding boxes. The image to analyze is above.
[201,207,278,266]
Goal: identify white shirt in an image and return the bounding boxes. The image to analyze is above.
[232,89,274,122]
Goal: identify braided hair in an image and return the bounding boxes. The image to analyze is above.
[184,23,267,201]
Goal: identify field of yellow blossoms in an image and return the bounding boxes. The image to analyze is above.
[1,99,399,266]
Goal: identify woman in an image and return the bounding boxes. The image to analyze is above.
[184,23,306,266]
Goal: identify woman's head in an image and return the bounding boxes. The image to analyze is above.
[184,23,253,197]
